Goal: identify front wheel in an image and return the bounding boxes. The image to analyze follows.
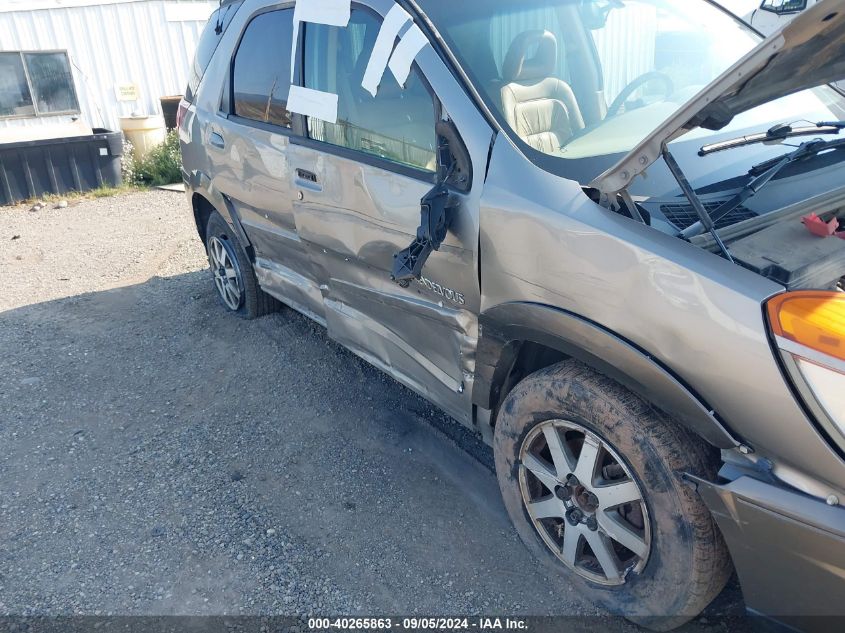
[494,361,731,630]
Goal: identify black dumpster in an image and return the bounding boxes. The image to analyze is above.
[0,128,123,206]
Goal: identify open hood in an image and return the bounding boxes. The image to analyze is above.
[591,0,845,196]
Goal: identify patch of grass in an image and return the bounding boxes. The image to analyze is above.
[88,184,145,198]
[14,183,145,209]
[130,130,182,187]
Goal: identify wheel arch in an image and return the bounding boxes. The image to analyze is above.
[191,192,216,245]
[186,170,253,256]
[474,302,740,449]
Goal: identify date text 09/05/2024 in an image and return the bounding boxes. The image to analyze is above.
[307,618,529,630]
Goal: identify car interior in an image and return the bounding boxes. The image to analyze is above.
[499,30,586,153]
[434,1,719,159]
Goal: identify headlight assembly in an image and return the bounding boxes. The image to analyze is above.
[768,291,845,445]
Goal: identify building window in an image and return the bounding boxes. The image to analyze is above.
[0,51,80,118]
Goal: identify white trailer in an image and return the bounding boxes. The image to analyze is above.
[745,0,820,35]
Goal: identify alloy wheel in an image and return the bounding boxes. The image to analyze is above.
[208,235,243,311]
[518,419,651,586]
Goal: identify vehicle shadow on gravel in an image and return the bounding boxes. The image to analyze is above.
[0,270,743,627]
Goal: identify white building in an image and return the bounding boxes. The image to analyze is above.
[0,0,217,134]
[718,0,766,16]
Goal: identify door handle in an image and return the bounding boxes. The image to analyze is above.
[209,131,225,149]
[296,168,318,183]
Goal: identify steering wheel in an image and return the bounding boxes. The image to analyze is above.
[606,72,675,118]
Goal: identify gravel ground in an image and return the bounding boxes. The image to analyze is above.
[0,191,744,627]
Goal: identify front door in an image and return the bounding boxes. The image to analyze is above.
[287,0,493,423]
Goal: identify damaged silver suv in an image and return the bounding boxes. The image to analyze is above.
[179,0,845,627]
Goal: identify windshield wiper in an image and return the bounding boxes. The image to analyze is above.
[748,136,845,175]
[681,137,845,240]
[698,120,845,156]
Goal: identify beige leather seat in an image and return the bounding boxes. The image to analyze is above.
[500,30,585,153]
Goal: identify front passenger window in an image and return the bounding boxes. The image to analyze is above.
[303,9,437,172]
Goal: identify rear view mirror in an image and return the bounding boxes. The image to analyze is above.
[579,0,624,30]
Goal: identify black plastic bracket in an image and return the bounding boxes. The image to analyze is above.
[391,183,460,283]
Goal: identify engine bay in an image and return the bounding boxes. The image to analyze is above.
[615,140,845,291]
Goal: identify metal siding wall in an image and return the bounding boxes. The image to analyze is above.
[0,0,216,131]
[592,5,658,103]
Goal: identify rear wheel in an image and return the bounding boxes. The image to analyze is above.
[205,212,279,319]
[494,361,731,630]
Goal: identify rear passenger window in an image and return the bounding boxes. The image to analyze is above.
[303,9,437,172]
[187,0,242,102]
[232,9,295,128]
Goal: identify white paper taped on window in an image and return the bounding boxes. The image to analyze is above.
[287,85,339,124]
[288,0,351,123]
[361,4,412,97]
[387,24,429,88]
[290,0,352,82]
[287,0,431,123]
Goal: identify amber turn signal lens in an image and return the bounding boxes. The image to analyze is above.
[768,291,845,362]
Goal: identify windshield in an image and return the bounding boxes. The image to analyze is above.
[422,0,761,160]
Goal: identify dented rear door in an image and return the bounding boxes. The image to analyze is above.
[209,4,327,323]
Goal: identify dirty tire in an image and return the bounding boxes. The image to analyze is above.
[205,212,279,319]
[494,361,731,631]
